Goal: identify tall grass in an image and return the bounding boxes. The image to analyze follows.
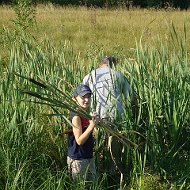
[0,3,190,190]
[124,30,190,188]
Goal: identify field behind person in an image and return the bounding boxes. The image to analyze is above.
[1,4,190,58]
[0,4,190,190]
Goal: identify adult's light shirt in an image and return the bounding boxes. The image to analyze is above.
[83,66,130,119]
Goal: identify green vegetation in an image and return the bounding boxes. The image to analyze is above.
[0,2,190,190]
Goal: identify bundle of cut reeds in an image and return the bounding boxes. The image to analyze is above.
[15,72,138,148]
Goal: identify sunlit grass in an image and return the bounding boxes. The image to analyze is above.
[0,3,190,190]
[1,5,190,58]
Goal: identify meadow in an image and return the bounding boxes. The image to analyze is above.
[0,4,190,190]
[1,5,190,58]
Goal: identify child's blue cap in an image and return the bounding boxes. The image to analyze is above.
[73,84,92,97]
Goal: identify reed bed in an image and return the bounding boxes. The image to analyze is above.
[0,4,190,190]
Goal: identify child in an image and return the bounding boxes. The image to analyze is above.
[67,84,97,184]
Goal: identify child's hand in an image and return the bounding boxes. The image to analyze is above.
[89,112,100,129]
[90,112,100,122]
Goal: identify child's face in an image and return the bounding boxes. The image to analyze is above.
[75,93,91,109]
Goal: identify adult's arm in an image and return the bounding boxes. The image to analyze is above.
[122,75,139,120]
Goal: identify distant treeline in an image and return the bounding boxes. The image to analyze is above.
[0,0,189,9]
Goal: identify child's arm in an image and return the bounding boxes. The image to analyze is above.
[72,116,96,145]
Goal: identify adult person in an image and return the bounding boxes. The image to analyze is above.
[83,55,137,120]
[82,55,138,189]
[67,84,98,188]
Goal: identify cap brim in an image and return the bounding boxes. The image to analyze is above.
[79,91,92,96]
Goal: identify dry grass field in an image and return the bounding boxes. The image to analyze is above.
[1,5,190,58]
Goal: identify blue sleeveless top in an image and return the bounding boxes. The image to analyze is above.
[67,112,94,160]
